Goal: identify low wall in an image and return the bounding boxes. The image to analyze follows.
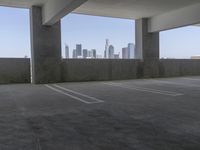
[1,58,200,84]
[159,59,200,77]
[62,59,200,82]
[61,59,141,82]
[0,58,31,84]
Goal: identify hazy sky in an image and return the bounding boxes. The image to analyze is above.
[0,6,200,58]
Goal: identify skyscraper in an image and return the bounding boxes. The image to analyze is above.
[76,44,82,57]
[122,47,129,59]
[108,45,114,59]
[128,43,135,59]
[65,44,69,59]
[83,49,88,59]
[72,49,77,58]
[91,49,97,58]
[88,50,92,58]
[104,39,109,58]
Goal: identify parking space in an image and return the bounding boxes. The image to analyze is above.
[0,76,200,149]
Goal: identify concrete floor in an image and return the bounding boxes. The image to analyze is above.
[0,77,200,150]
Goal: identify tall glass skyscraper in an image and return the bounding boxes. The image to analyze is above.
[91,49,97,58]
[72,49,77,58]
[122,47,129,59]
[76,44,82,57]
[128,43,135,59]
[65,44,69,59]
[108,45,114,59]
[104,39,109,58]
[83,49,88,59]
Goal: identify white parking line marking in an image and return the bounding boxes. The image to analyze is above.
[103,82,183,96]
[45,85,104,104]
[53,84,104,103]
[152,79,200,88]
[182,77,200,81]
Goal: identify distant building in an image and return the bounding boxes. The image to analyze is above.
[122,47,129,59]
[104,50,106,58]
[191,55,200,59]
[83,49,88,59]
[105,39,109,58]
[76,44,82,57]
[108,45,114,59]
[65,44,69,58]
[91,49,97,58]
[88,50,93,58]
[128,43,135,59]
[72,49,77,58]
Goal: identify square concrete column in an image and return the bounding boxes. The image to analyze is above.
[135,18,159,60]
[30,6,61,84]
[135,18,160,77]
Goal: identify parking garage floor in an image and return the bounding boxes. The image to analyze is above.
[0,76,200,150]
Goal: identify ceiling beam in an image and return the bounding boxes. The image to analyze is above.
[148,3,200,32]
[42,0,88,25]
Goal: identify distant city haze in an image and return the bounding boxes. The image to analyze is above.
[61,14,134,59]
[0,6,200,59]
[65,40,135,59]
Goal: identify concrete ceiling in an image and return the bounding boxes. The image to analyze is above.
[0,0,47,8]
[74,0,200,19]
[0,0,200,20]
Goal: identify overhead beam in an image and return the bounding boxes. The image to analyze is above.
[42,0,88,25]
[148,3,200,32]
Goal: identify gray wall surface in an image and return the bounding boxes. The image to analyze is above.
[62,59,200,82]
[61,59,141,82]
[0,58,30,84]
[159,59,200,77]
[1,58,200,84]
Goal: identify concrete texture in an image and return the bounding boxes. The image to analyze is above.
[0,58,30,84]
[61,59,200,82]
[159,59,200,77]
[61,59,141,82]
[30,6,62,84]
[135,18,160,60]
[110,59,141,80]
[43,0,88,25]
[143,60,160,78]
[148,3,200,32]
[1,76,200,149]
[1,0,200,33]
[1,58,200,84]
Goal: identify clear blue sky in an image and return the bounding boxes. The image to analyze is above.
[0,6,200,58]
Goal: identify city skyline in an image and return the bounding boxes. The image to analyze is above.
[0,6,200,59]
[64,39,135,59]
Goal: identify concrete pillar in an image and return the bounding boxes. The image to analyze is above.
[135,18,160,78]
[135,18,159,60]
[30,6,61,84]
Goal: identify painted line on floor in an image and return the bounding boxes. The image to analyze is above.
[53,84,104,103]
[182,77,200,81]
[45,85,91,104]
[45,84,104,104]
[103,82,183,96]
[151,79,200,88]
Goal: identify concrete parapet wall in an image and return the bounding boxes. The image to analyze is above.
[61,59,141,82]
[62,59,200,82]
[159,59,200,77]
[0,58,30,84]
[1,58,200,84]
